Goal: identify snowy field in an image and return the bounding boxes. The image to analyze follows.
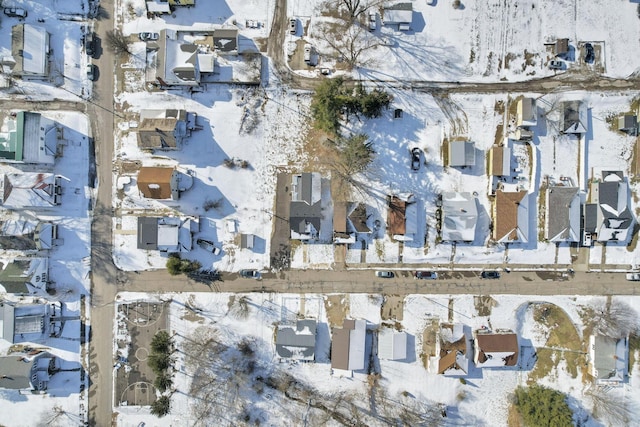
[114,291,640,427]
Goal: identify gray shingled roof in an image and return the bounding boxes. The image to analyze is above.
[275,319,317,359]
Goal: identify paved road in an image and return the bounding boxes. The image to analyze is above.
[86,1,119,426]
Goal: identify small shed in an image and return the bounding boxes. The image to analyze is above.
[555,38,569,57]
[383,3,413,31]
[448,141,475,167]
[241,233,254,250]
[618,115,637,134]
[489,145,511,177]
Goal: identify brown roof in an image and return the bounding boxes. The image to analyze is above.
[349,203,370,233]
[333,202,347,234]
[476,333,518,366]
[493,190,526,241]
[331,319,356,370]
[387,196,406,235]
[137,167,174,199]
[438,351,459,374]
[137,118,178,148]
[489,146,505,176]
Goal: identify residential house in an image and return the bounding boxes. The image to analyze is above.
[448,141,475,167]
[473,330,518,368]
[554,38,569,57]
[492,190,529,243]
[0,112,59,164]
[0,216,59,251]
[545,186,581,242]
[378,328,407,360]
[289,173,322,240]
[137,166,193,200]
[137,109,198,149]
[146,0,195,15]
[383,3,413,31]
[275,319,317,361]
[0,258,49,294]
[437,323,471,376]
[331,319,366,371]
[589,334,628,386]
[0,172,62,208]
[561,101,588,134]
[440,192,478,242]
[147,30,201,86]
[387,194,417,241]
[617,114,637,134]
[516,97,537,128]
[593,171,635,243]
[212,28,239,52]
[137,216,199,252]
[11,24,50,78]
[0,350,59,392]
[348,203,371,234]
[0,300,62,344]
[489,145,511,177]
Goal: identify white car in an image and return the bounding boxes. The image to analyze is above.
[626,273,640,281]
[368,12,376,31]
[139,32,159,41]
[375,270,394,278]
[304,44,312,62]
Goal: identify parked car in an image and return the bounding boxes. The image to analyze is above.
[584,43,595,64]
[197,238,221,255]
[368,12,377,31]
[289,18,297,35]
[411,147,422,171]
[481,271,501,279]
[4,7,27,18]
[304,44,312,62]
[626,273,640,281]
[549,60,563,70]
[86,64,96,81]
[415,271,438,280]
[139,32,159,41]
[240,269,260,279]
[85,32,96,57]
[375,270,394,278]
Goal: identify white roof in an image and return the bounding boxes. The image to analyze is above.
[0,173,58,208]
[441,192,478,242]
[348,319,366,371]
[378,329,407,360]
[20,25,49,76]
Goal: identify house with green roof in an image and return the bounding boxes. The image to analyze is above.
[0,112,58,164]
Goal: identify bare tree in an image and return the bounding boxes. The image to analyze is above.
[333,0,386,22]
[105,30,131,55]
[588,389,637,426]
[588,299,639,338]
[320,22,380,69]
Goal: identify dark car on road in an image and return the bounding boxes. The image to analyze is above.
[585,43,595,64]
[240,269,260,279]
[411,147,422,171]
[481,271,501,279]
[415,271,438,280]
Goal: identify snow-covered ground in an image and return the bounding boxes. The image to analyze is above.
[114,291,640,427]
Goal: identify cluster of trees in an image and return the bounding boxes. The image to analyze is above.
[514,385,573,427]
[166,254,201,276]
[311,77,392,135]
[149,330,174,417]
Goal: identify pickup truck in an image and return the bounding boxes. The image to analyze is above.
[197,238,221,255]
[626,273,640,281]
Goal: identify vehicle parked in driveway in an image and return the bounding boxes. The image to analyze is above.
[289,18,297,35]
[375,270,394,278]
[584,43,595,63]
[368,12,376,31]
[197,238,221,255]
[86,64,97,81]
[304,44,312,62]
[411,147,422,171]
[85,32,96,57]
[415,271,438,279]
[481,271,501,279]
[139,32,159,41]
[240,269,260,279]
[549,60,563,70]
[626,273,640,281]
[4,7,27,18]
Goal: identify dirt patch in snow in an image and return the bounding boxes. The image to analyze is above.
[324,294,349,327]
[381,295,403,321]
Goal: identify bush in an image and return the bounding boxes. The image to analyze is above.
[154,372,173,392]
[151,330,172,354]
[339,133,375,173]
[148,352,171,373]
[166,256,182,276]
[151,395,171,417]
[514,385,573,427]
